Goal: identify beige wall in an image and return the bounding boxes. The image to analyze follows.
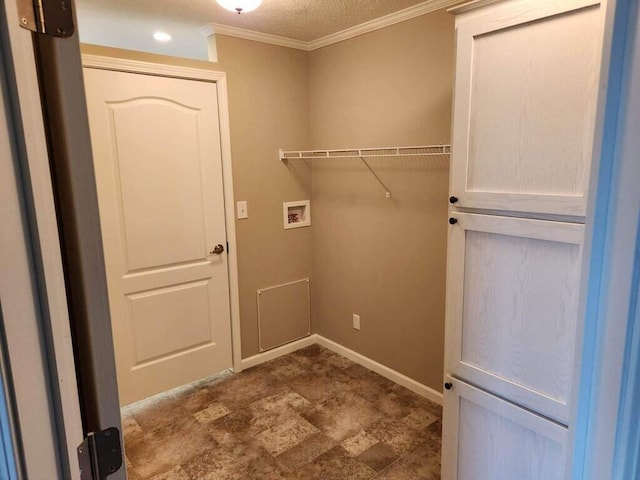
[80,39,312,359]
[308,11,454,390]
[215,36,312,358]
[81,10,454,390]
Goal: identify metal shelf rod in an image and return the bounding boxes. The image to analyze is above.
[358,156,392,198]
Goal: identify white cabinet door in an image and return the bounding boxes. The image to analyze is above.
[442,377,568,480]
[445,213,583,424]
[450,0,603,217]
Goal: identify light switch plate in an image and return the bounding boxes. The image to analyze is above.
[237,201,248,219]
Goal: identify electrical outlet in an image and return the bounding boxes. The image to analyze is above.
[353,313,361,331]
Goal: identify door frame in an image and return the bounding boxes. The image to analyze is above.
[82,54,243,374]
[569,0,640,477]
[1,0,85,477]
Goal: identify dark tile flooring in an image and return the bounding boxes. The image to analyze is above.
[122,344,442,480]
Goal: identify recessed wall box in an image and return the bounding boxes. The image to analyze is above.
[283,200,311,229]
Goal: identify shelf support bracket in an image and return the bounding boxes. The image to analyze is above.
[359,156,391,198]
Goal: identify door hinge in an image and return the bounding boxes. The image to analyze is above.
[17,0,74,37]
[77,427,123,479]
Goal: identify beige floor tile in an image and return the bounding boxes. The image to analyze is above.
[276,432,336,472]
[122,415,143,442]
[303,392,383,442]
[123,346,442,480]
[297,446,377,480]
[147,466,191,480]
[193,402,231,424]
[129,394,189,433]
[179,387,216,414]
[399,435,441,479]
[341,430,379,457]
[286,372,343,403]
[125,418,217,478]
[181,445,247,480]
[249,390,310,415]
[256,414,319,456]
[367,418,424,456]
[208,368,285,407]
[375,463,426,480]
[358,443,400,472]
[402,409,439,431]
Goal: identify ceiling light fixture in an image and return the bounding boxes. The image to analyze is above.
[216,0,262,14]
[153,31,172,42]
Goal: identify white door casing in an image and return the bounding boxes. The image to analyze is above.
[84,63,235,405]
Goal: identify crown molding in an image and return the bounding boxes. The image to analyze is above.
[200,23,216,37]
[447,0,507,15]
[308,0,464,50]
[212,23,310,50]
[211,0,464,52]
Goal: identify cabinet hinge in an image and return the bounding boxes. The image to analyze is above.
[17,0,74,37]
[77,427,123,479]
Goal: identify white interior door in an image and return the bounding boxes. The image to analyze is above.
[84,67,232,405]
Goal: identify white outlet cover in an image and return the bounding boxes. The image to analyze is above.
[237,201,248,219]
[353,313,361,330]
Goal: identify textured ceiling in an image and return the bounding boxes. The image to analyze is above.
[76,0,432,42]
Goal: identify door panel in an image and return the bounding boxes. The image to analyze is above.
[445,213,583,423]
[84,68,232,405]
[450,0,602,216]
[128,280,213,364]
[442,377,567,480]
[110,98,208,271]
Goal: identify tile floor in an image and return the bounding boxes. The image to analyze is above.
[122,344,442,480]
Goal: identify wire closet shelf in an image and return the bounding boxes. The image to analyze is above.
[279,144,451,198]
[279,144,450,162]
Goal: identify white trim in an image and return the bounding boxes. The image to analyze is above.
[81,54,223,81]
[308,0,463,50]
[81,54,243,375]
[447,0,508,15]
[200,23,216,37]
[212,23,309,51]
[213,0,464,52]
[240,335,317,370]
[239,334,443,405]
[215,74,244,374]
[315,335,444,406]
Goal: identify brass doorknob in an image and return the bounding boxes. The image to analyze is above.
[210,244,225,255]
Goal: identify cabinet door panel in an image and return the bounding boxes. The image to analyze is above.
[451,0,603,216]
[442,377,567,480]
[445,213,583,423]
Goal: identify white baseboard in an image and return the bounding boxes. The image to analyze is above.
[238,333,443,406]
[315,335,443,406]
[239,334,318,370]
